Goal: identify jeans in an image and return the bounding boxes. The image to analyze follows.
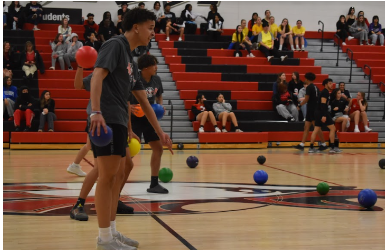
[39,112,57,130]
[3,98,15,117]
[370,33,384,45]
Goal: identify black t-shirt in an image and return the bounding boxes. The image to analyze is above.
[331,99,348,117]
[118,8,128,17]
[164,11,176,23]
[305,83,319,111]
[117,22,123,34]
[130,75,164,105]
[316,89,330,111]
[288,80,304,94]
[99,25,116,41]
[94,35,145,127]
[341,89,351,99]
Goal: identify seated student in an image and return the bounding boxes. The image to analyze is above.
[212,93,243,132]
[336,15,354,45]
[192,94,221,133]
[26,1,43,31]
[248,12,258,37]
[83,13,99,42]
[251,16,263,42]
[20,41,45,79]
[241,19,249,38]
[258,20,287,62]
[3,76,17,120]
[293,20,306,51]
[206,4,224,26]
[357,11,370,27]
[7,1,25,30]
[138,2,145,9]
[346,7,356,29]
[37,90,56,132]
[49,34,67,70]
[207,14,223,42]
[288,71,303,99]
[369,15,384,46]
[273,72,287,95]
[117,2,128,24]
[180,4,198,34]
[98,11,115,28]
[269,16,279,46]
[272,82,298,122]
[3,41,16,71]
[165,17,184,41]
[349,15,369,45]
[58,17,72,43]
[278,18,294,51]
[84,32,101,52]
[161,3,175,34]
[330,88,350,132]
[99,19,116,43]
[264,10,271,23]
[338,82,351,103]
[13,86,35,131]
[348,92,372,132]
[297,81,308,121]
[64,33,83,70]
[152,1,165,33]
[230,25,255,58]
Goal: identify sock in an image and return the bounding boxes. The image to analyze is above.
[310,143,314,149]
[110,220,117,235]
[214,125,218,128]
[330,143,335,149]
[234,126,239,130]
[279,45,283,50]
[200,125,204,128]
[74,197,85,208]
[99,227,113,243]
[299,143,305,147]
[296,45,300,49]
[291,45,295,50]
[322,142,327,146]
[365,125,369,129]
[72,162,79,167]
[150,176,159,188]
[222,125,226,129]
[355,125,359,130]
[301,45,305,49]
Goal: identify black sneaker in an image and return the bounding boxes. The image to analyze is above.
[23,127,30,132]
[116,200,134,214]
[293,144,304,151]
[70,204,88,221]
[317,145,329,152]
[15,127,20,132]
[147,184,169,194]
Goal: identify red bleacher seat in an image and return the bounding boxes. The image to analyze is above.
[267,131,329,142]
[39,79,76,89]
[337,132,378,143]
[356,59,384,68]
[247,65,321,74]
[41,121,87,132]
[11,132,87,143]
[198,132,268,143]
[46,89,89,99]
[184,100,272,110]
[55,109,87,120]
[4,132,9,143]
[55,99,88,109]
[207,49,309,58]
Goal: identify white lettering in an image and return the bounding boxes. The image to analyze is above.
[41,12,72,22]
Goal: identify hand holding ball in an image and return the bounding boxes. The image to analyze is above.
[76,46,98,68]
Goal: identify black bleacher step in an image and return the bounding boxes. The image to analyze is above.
[271,58,299,65]
[184,34,232,42]
[222,73,278,82]
[233,111,282,120]
[174,41,230,49]
[177,48,208,56]
[185,64,247,73]
[181,56,212,64]
[4,30,34,38]
[237,121,305,132]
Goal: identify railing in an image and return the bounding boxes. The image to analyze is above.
[318,20,324,52]
[363,64,372,100]
[334,34,341,66]
[345,48,354,82]
[168,99,174,140]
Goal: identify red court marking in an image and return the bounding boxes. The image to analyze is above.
[83,157,94,167]
[263,164,343,186]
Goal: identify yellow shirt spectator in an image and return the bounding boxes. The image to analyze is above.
[232,33,245,43]
[293,26,306,36]
[278,25,292,33]
[270,23,278,38]
[252,24,263,35]
[242,26,249,38]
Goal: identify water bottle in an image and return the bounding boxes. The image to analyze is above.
[13,21,16,30]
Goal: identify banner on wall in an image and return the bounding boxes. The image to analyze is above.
[41,8,82,24]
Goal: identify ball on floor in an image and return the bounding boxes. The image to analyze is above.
[257,156,266,165]
[379,159,385,169]
[159,167,173,183]
[316,182,330,195]
[358,189,377,208]
[177,143,184,150]
[186,156,199,168]
[253,170,268,185]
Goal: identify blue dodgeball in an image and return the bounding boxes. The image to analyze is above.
[253,170,268,185]
[358,189,377,208]
[89,125,113,147]
[152,104,164,120]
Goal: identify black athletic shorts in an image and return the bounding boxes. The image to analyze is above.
[305,108,315,122]
[131,115,159,144]
[314,110,334,127]
[90,123,128,158]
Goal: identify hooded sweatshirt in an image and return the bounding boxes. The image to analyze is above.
[3,85,18,101]
[51,39,67,56]
[212,101,232,116]
[14,86,35,111]
[66,33,83,55]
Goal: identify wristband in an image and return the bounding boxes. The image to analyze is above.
[91,111,102,115]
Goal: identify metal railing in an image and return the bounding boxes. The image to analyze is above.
[345,48,354,82]
[334,34,341,66]
[318,20,324,52]
[363,64,372,100]
[168,100,174,140]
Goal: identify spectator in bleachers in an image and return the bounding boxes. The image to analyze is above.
[230,25,254,58]
[13,86,35,131]
[293,20,306,51]
[357,11,370,27]
[117,18,123,35]
[165,17,184,41]
[20,41,45,79]
[241,19,249,38]
[58,17,72,43]
[26,1,43,31]
[37,90,56,132]
[98,11,115,28]
[273,72,287,95]
[49,34,67,70]
[251,17,263,42]
[3,41,16,71]
[201,3,224,35]
[258,20,286,62]
[330,88,350,132]
[269,16,278,38]
[278,18,294,51]
[99,19,116,43]
[349,92,372,132]
[152,1,165,33]
[7,1,25,30]
[336,15,354,45]
[85,32,101,52]
[338,82,351,103]
[180,4,198,34]
[192,94,221,133]
[213,93,243,132]
[64,33,83,70]
[117,2,128,23]
[3,2,7,29]
[3,76,17,120]
[83,13,99,42]
[162,3,175,34]
[349,15,369,45]
[273,82,298,122]
[264,10,271,23]
[207,14,223,42]
[138,2,145,9]
[248,13,258,37]
[288,71,303,103]
[369,15,384,46]
[297,81,308,121]
[346,7,356,29]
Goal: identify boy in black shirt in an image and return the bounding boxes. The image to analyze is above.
[309,78,342,153]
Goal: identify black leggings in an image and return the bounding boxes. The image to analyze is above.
[234,42,251,54]
[336,29,349,42]
[259,45,280,58]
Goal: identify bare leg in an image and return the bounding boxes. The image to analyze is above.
[360,111,369,126]
[327,124,336,144]
[79,159,98,199]
[208,111,217,126]
[288,34,294,46]
[350,110,360,125]
[74,135,92,164]
[200,111,209,126]
[119,148,134,193]
[179,28,184,38]
[310,126,321,145]
[301,121,312,143]
[148,140,163,176]
[218,112,229,128]
[228,112,239,127]
[110,158,125,222]
[335,117,348,132]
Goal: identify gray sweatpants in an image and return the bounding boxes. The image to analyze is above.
[3,98,15,117]
[52,52,65,70]
[352,30,368,43]
[276,104,299,121]
[39,112,57,130]
[64,53,76,68]
[370,33,384,45]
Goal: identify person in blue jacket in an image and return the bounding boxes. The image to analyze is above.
[3,76,17,120]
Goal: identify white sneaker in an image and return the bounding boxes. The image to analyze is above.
[113,231,139,248]
[215,127,221,133]
[165,37,169,41]
[342,42,347,45]
[348,36,354,41]
[360,43,363,46]
[198,127,204,133]
[33,27,40,31]
[178,37,182,41]
[249,53,255,58]
[354,128,360,133]
[222,129,228,133]
[267,56,274,62]
[67,163,87,177]
[96,237,136,250]
[235,54,239,57]
[235,129,243,132]
[159,30,165,34]
[246,54,250,57]
[346,121,350,128]
[365,127,373,132]
[49,66,55,70]
[281,55,288,62]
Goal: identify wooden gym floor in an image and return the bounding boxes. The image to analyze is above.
[3,148,385,250]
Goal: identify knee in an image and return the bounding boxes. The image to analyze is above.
[354,110,360,115]
[4,99,9,106]
[203,111,208,115]
[152,142,164,155]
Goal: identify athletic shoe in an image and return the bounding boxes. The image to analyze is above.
[67,163,87,177]
[215,127,221,133]
[68,67,73,70]
[246,54,250,57]
[317,145,329,152]
[342,42,347,45]
[354,128,360,133]
[178,37,182,41]
[348,36,354,41]
[235,54,239,57]
[222,129,228,132]
[308,148,316,153]
[329,147,342,153]
[267,56,274,62]
[8,116,13,121]
[159,30,165,34]
[49,66,55,70]
[281,55,288,62]
[116,200,134,214]
[293,144,304,151]
[165,37,169,41]
[96,237,136,250]
[70,204,88,221]
[113,231,139,248]
[15,127,20,132]
[32,27,40,31]
[249,53,255,58]
[365,127,373,132]
[199,127,204,133]
[235,129,243,132]
[147,184,169,194]
[23,127,30,132]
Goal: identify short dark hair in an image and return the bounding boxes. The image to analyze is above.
[138,2,145,7]
[265,10,270,15]
[304,72,316,81]
[138,54,159,70]
[339,82,345,86]
[322,78,333,86]
[154,1,161,9]
[122,7,156,32]
[164,3,171,9]
[87,13,94,18]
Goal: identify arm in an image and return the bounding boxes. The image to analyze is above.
[212,103,221,115]
[222,102,232,111]
[48,99,55,113]
[299,95,309,107]
[58,25,61,34]
[207,21,216,31]
[320,97,328,117]
[358,100,367,112]
[74,67,84,89]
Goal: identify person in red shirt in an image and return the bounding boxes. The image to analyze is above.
[348,92,372,132]
[83,13,99,42]
[273,82,298,121]
[191,94,221,133]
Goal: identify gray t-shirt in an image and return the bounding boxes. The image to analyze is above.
[93,35,144,127]
[83,73,92,115]
[130,74,163,105]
